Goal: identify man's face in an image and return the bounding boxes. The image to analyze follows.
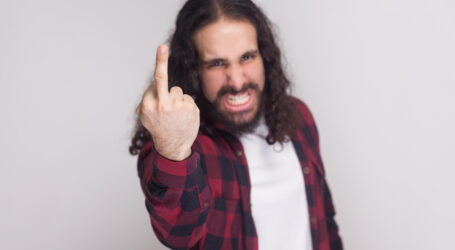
[194,18,265,128]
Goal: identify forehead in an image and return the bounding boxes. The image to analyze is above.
[193,18,258,60]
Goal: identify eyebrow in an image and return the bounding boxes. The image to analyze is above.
[201,50,259,65]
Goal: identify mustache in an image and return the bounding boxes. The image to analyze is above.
[216,83,260,99]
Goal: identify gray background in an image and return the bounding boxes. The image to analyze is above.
[1,0,454,249]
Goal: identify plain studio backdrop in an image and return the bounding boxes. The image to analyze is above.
[1,0,454,249]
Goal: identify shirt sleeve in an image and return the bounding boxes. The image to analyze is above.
[321,176,343,249]
[137,140,212,249]
[311,116,343,250]
[293,97,343,249]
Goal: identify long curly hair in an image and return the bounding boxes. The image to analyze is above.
[129,0,300,155]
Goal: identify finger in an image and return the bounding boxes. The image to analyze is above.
[136,103,141,115]
[182,94,195,103]
[154,45,169,100]
[169,86,183,97]
[137,83,157,114]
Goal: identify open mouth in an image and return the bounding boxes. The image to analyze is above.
[227,93,250,105]
[223,90,254,112]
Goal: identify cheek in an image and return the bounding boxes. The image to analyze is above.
[245,60,265,89]
[200,70,225,102]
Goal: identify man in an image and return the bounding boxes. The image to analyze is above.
[130,0,342,249]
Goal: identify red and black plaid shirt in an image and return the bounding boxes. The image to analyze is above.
[137,98,342,250]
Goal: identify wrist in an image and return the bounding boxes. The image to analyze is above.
[155,146,192,162]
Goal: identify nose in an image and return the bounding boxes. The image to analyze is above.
[226,63,245,91]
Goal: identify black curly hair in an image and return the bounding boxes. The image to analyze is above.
[129,0,299,155]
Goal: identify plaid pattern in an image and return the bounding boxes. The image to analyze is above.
[137,98,342,250]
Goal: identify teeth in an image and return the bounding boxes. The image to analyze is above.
[227,93,250,105]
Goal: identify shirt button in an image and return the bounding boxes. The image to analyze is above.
[303,166,310,175]
[236,151,243,157]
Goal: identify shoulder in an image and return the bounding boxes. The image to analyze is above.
[290,96,317,129]
[289,96,321,150]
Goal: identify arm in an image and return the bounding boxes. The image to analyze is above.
[320,175,343,249]
[136,45,208,249]
[311,117,343,249]
[293,98,343,249]
[138,140,211,249]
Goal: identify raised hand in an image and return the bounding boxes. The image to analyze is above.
[137,45,200,161]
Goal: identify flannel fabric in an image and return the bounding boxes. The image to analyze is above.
[137,98,342,250]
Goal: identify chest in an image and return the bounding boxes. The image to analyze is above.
[198,133,318,204]
[240,133,304,200]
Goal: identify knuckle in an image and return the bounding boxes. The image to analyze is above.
[174,101,183,110]
[182,93,192,99]
[154,72,166,81]
[140,102,148,113]
[170,86,183,95]
[183,94,195,105]
[141,99,153,113]
[185,101,197,112]
[157,101,170,113]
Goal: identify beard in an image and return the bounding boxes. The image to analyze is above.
[200,83,265,136]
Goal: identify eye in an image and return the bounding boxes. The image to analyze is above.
[240,53,254,62]
[208,60,224,68]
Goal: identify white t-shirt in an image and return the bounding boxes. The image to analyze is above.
[239,120,313,250]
